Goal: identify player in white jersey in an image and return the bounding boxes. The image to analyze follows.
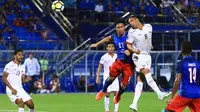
[126,16,171,112]
[96,42,119,112]
[2,49,35,112]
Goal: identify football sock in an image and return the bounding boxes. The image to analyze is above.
[104,97,110,111]
[145,73,161,95]
[28,109,34,112]
[114,96,119,112]
[18,108,24,112]
[132,82,143,106]
[102,78,113,92]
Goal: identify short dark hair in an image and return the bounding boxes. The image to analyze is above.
[181,41,192,55]
[53,74,59,79]
[14,49,23,55]
[107,41,114,46]
[115,19,125,26]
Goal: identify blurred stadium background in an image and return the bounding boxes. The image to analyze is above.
[0,0,199,111]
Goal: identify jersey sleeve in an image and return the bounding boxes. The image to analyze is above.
[21,66,26,75]
[100,55,105,65]
[176,61,183,74]
[4,64,10,74]
[127,29,135,44]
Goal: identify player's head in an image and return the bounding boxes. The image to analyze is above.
[106,42,115,53]
[13,49,24,62]
[39,75,43,81]
[181,41,192,56]
[128,15,140,29]
[115,19,125,36]
[53,74,59,80]
[29,52,34,59]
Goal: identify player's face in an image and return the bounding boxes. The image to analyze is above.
[116,23,125,36]
[129,17,138,28]
[14,52,24,62]
[107,44,115,53]
[29,53,33,59]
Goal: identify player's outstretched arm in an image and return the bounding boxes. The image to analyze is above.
[167,73,182,104]
[96,63,103,84]
[2,72,17,95]
[90,36,112,48]
[127,44,140,54]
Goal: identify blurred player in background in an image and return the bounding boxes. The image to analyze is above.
[162,41,200,112]
[90,20,140,104]
[2,49,35,112]
[50,75,60,93]
[34,75,50,94]
[127,16,171,112]
[96,42,119,112]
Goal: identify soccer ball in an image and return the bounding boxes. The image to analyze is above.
[52,0,64,12]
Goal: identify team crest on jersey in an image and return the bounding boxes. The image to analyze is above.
[144,34,148,39]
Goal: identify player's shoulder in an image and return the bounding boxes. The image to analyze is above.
[102,53,109,58]
[128,28,137,34]
[144,24,152,27]
[5,61,14,67]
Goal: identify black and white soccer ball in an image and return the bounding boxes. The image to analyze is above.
[52,0,64,12]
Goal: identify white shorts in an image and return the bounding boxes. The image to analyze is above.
[103,77,119,93]
[132,53,152,72]
[6,87,31,104]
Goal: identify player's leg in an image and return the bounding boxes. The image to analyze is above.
[187,98,200,112]
[96,60,121,101]
[104,92,110,112]
[114,63,134,104]
[16,98,25,112]
[25,99,35,112]
[130,73,144,112]
[113,91,119,112]
[164,95,191,112]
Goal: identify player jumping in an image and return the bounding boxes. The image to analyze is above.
[126,15,171,112]
[162,41,200,112]
[96,42,119,112]
[90,20,140,104]
[2,49,35,112]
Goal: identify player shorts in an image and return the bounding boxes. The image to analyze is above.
[109,59,134,85]
[103,77,119,92]
[6,87,31,104]
[166,94,200,112]
[132,53,151,72]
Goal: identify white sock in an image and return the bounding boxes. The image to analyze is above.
[29,109,34,112]
[18,108,24,112]
[145,73,161,95]
[104,97,110,111]
[114,96,119,112]
[132,82,143,106]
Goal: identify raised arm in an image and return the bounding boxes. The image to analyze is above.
[90,36,112,48]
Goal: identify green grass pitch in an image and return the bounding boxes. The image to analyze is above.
[0,92,190,112]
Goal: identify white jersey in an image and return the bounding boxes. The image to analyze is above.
[100,53,117,79]
[127,24,153,54]
[4,61,25,89]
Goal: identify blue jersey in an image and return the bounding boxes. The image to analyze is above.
[177,56,200,98]
[111,32,132,63]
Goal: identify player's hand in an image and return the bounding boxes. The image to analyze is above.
[96,76,100,84]
[27,76,32,81]
[135,49,141,54]
[90,43,98,48]
[11,88,17,95]
[124,50,130,56]
[166,98,173,105]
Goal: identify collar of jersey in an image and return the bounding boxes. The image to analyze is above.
[183,55,192,59]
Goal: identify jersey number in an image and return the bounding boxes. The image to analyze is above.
[189,68,196,83]
[118,43,124,48]
[16,71,20,76]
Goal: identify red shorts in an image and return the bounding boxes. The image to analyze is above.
[109,59,134,85]
[166,94,200,112]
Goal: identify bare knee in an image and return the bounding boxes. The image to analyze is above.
[141,69,150,75]
[120,83,127,89]
[25,100,34,109]
[105,92,110,97]
[16,99,24,108]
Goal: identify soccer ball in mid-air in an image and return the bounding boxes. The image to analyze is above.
[52,0,64,12]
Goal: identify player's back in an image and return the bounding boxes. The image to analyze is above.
[111,32,132,62]
[178,56,200,98]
